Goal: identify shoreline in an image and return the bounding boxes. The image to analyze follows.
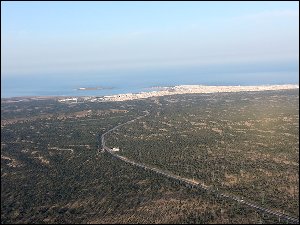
[1,84,299,103]
[95,84,299,102]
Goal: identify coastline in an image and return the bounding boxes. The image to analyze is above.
[2,84,299,103]
[97,84,299,102]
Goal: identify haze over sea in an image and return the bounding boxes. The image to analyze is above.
[2,61,299,98]
[2,2,299,98]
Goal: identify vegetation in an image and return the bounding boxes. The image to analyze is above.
[106,90,299,218]
[1,89,299,224]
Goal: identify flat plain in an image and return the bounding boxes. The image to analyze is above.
[1,89,299,224]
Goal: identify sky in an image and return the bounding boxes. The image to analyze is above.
[1,1,299,77]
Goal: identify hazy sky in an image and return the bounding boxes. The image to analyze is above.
[1,1,299,76]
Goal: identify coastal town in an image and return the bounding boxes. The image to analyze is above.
[57,84,299,103]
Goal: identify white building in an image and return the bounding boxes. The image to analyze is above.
[112,147,120,152]
[58,98,77,103]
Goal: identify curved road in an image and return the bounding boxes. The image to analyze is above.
[100,111,299,224]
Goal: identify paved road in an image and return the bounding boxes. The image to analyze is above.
[100,111,299,224]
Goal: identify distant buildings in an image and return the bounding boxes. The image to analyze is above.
[58,97,78,103]
[57,84,299,104]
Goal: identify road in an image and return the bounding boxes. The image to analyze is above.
[100,111,299,224]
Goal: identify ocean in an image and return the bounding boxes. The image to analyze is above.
[2,64,299,98]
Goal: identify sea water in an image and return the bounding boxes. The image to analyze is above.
[2,63,299,98]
